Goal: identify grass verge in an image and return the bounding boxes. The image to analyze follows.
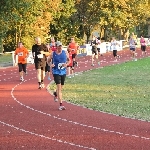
[49,57,150,121]
[0,53,12,64]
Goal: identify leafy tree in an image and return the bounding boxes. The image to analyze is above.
[49,0,76,45]
[0,0,61,51]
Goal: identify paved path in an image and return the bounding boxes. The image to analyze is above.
[0,49,150,150]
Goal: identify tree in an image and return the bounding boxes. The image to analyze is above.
[49,0,77,44]
[0,0,61,51]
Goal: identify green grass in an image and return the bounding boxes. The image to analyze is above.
[49,57,150,121]
[0,53,12,64]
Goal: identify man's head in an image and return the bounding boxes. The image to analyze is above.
[56,41,62,52]
[35,37,41,45]
[71,37,75,43]
[130,35,133,39]
[18,42,23,48]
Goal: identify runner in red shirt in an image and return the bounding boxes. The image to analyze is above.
[50,38,57,52]
[68,37,78,69]
[67,48,74,78]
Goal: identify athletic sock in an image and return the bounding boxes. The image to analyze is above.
[38,82,41,85]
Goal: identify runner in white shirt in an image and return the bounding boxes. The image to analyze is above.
[111,37,120,61]
[129,36,137,61]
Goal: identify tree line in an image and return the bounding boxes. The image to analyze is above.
[0,0,149,52]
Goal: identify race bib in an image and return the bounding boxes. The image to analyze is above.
[37,54,43,58]
[58,63,65,69]
[18,52,23,56]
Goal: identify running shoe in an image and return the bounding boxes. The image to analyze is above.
[38,85,42,90]
[91,64,94,67]
[20,77,24,81]
[54,97,58,102]
[41,83,45,88]
[59,106,66,110]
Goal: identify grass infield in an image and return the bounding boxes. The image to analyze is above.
[0,53,12,64]
[50,57,150,121]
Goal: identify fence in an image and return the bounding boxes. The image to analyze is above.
[11,40,129,66]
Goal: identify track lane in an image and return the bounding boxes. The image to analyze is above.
[1,48,150,150]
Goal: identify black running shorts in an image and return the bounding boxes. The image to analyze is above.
[53,74,66,85]
[35,61,46,71]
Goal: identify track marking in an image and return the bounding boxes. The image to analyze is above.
[10,79,150,141]
[0,121,96,150]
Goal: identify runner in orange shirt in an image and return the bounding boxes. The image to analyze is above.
[14,42,29,81]
[68,37,78,69]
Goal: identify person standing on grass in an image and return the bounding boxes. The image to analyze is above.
[129,36,137,61]
[47,41,70,110]
[14,42,29,81]
[32,37,49,89]
[110,37,120,61]
[140,36,147,55]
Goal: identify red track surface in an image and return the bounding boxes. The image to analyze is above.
[0,49,150,150]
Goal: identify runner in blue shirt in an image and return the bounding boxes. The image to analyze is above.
[47,41,70,110]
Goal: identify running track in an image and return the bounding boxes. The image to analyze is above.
[0,49,150,150]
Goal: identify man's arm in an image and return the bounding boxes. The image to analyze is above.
[65,51,71,66]
[14,53,16,63]
[47,52,55,67]
[25,49,29,59]
[47,52,52,64]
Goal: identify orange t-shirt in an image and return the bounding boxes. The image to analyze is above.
[15,47,29,64]
[69,43,78,54]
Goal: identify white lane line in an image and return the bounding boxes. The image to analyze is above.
[10,80,150,141]
[0,121,96,150]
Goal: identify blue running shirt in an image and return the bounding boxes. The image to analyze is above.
[52,50,67,75]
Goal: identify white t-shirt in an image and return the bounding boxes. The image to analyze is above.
[129,39,136,48]
[111,40,119,50]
